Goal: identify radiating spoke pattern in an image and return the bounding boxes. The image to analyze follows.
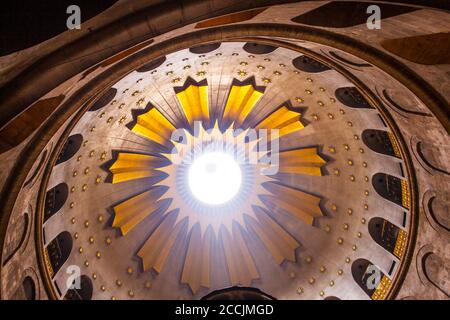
[108,76,327,293]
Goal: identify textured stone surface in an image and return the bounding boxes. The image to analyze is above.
[0,0,448,300]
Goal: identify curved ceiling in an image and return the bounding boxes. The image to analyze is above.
[41,42,415,300]
[0,0,449,301]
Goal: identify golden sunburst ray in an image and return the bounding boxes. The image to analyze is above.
[112,186,168,235]
[245,206,300,265]
[278,147,326,176]
[262,182,324,226]
[181,224,214,293]
[109,152,167,184]
[222,77,265,128]
[220,222,260,286]
[137,211,186,273]
[254,101,305,139]
[131,103,176,146]
[174,77,209,128]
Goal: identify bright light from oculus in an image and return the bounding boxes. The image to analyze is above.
[188,151,242,205]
